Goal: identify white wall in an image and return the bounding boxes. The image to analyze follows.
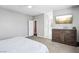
[27,16,33,36]
[53,8,73,29]
[44,12,53,39]
[53,6,79,42]
[0,8,32,40]
[34,14,44,37]
[34,12,53,40]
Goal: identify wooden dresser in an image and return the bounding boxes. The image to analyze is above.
[52,28,77,46]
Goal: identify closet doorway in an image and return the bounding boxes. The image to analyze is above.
[34,21,37,36]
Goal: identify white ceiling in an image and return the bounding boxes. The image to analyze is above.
[0,5,73,16]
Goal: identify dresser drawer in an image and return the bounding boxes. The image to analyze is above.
[52,29,77,46]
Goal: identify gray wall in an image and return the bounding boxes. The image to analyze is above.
[53,6,79,42]
[0,7,32,40]
[34,14,44,37]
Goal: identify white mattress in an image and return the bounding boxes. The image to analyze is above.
[0,37,49,53]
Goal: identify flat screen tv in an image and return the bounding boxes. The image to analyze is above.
[55,15,73,24]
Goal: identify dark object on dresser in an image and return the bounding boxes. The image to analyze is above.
[77,42,79,47]
[52,28,77,46]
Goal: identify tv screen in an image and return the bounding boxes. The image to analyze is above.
[55,15,73,24]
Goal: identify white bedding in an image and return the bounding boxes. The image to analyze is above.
[0,37,49,53]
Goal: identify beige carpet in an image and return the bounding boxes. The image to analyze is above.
[27,36,79,53]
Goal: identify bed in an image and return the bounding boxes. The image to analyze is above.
[0,37,49,53]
